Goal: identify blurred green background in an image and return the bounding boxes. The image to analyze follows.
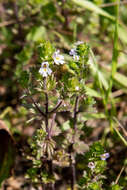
[0,0,127,189]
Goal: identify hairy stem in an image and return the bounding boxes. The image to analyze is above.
[72,96,79,143]
[45,92,50,139]
[43,78,55,190]
[43,78,50,139]
[71,96,79,190]
[49,113,56,138]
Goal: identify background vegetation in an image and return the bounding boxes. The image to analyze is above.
[0,0,127,189]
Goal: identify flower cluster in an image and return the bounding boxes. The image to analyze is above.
[69,41,83,61]
[39,50,64,77]
[88,152,110,170]
[69,48,79,61]
[39,41,84,77]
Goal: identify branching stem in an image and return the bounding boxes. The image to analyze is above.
[25,89,46,117]
[45,92,50,139]
[49,100,63,114]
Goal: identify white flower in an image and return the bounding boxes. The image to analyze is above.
[39,62,52,77]
[100,153,110,161]
[88,162,95,170]
[52,50,65,65]
[75,86,79,91]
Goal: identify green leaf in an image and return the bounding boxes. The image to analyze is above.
[26,26,47,42]
[90,49,109,90]
[88,182,102,190]
[82,113,105,121]
[110,184,123,190]
[61,120,70,131]
[119,26,127,44]
[106,0,119,103]
[114,72,127,88]
[85,86,101,98]
[71,0,115,20]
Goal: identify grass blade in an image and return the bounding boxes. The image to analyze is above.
[71,0,115,20]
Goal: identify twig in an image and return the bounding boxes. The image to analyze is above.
[112,89,123,98]
[115,166,125,184]
[100,0,127,8]
[113,117,127,136]
[113,124,127,146]
[0,20,16,27]
[49,100,63,114]
[118,49,127,55]
[28,95,46,117]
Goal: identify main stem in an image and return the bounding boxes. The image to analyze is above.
[43,78,50,139]
[73,96,79,143]
[71,96,79,190]
[43,78,55,190]
[45,92,50,139]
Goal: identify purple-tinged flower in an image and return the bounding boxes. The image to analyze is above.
[88,162,95,170]
[69,48,79,61]
[69,48,77,56]
[100,153,110,161]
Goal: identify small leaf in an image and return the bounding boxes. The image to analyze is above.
[61,120,70,131]
[26,26,47,42]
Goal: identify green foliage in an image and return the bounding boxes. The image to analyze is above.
[19,71,29,87]
[110,184,123,190]
[26,26,47,42]
[1,0,127,188]
[38,41,55,61]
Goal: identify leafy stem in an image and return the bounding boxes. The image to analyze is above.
[71,95,79,190]
[25,89,46,117]
[72,96,79,143]
[43,77,50,139]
